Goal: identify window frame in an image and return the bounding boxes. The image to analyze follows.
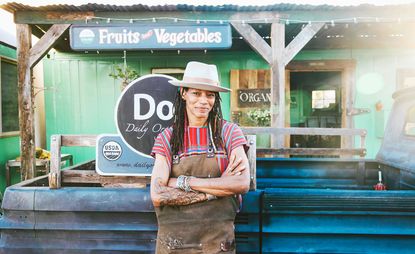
[0,56,20,137]
[404,104,415,138]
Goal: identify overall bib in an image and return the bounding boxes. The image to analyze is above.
[155,152,239,254]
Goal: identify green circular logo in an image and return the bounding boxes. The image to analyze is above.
[79,29,95,44]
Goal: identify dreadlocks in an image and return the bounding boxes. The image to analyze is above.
[170,88,224,156]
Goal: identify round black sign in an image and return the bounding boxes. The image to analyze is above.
[116,75,177,157]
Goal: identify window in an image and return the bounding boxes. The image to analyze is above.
[312,90,336,109]
[404,106,415,136]
[1,58,19,133]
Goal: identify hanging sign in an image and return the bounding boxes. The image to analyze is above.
[96,135,154,176]
[116,74,177,157]
[96,74,177,176]
[238,88,271,108]
[70,24,232,50]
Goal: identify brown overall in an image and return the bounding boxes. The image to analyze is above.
[155,153,239,253]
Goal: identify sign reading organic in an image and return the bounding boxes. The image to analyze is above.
[237,88,271,108]
[70,24,232,50]
[115,74,177,158]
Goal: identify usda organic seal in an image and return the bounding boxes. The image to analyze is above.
[102,141,122,161]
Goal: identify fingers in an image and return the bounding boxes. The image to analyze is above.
[223,156,245,176]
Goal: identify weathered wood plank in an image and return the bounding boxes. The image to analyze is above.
[283,22,324,66]
[230,22,272,64]
[61,135,97,147]
[270,23,285,148]
[16,23,36,181]
[49,135,62,189]
[62,170,150,188]
[257,148,366,157]
[29,24,70,68]
[15,11,95,24]
[246,135,257,191]
[242,127,367,136]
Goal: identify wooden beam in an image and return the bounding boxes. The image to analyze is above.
[246,135,256,191]
[16,24,36,181]
[62,170,150,188]
[61,135,97,147]
[29,24,70,68]
[49,135,62,189]
[241,127,367,136]
[270,23,285,148]
[15,11,94,24]
[283,22,324,65]
[230,22,272,64]
[257,148,366,157]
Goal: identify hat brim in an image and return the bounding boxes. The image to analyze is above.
[168,80,231,92]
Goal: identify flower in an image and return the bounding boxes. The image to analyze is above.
[247,108,271,126]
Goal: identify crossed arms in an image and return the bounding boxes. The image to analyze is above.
[150,146,250,207]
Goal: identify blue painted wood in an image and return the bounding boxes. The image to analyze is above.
[0,185,261,253]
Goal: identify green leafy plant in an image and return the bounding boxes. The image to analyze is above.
[109,64,140,91]
[247,108,271,126]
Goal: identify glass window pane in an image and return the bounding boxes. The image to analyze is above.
[1,60,19,132]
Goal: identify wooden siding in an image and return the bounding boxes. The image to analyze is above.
[43,49,415,164]
[0,135,20,194]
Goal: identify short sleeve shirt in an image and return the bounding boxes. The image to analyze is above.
[151,121,247,173]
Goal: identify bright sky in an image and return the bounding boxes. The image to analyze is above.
[1,0,415,46]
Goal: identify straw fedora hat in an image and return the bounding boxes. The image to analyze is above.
[168,61,231,92]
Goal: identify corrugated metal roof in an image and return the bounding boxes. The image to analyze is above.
[2,2,414,13]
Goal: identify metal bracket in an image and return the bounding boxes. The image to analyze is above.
[347,108,370,116]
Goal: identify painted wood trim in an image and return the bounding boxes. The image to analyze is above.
[29,24,70,68]
[230,22,272,64]
[283,22,324,66]
[0,131,20,139]
[16,23,36,181]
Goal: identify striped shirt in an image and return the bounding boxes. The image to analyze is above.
[151,121,247,173]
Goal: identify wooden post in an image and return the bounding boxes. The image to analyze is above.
[16,24,36,181]
[49,135,62,189]
[270,23,285,148]
[231,21,323,149]
[246,135,257,190]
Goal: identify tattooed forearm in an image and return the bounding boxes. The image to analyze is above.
[154,177,207,206]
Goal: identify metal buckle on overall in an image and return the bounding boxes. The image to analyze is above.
[172,155,180,164]
[207,147,215,158]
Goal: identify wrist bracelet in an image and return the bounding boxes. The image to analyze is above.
[176,175,195,192]
[184,176,195,192]
[206,193,217,201]
[176,175,186,190]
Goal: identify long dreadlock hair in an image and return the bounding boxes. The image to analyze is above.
[170,88,224,156]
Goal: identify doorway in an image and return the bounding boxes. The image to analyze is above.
[289,71,342,149]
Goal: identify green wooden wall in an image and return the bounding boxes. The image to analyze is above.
[43,48,415,163]
[0,136,20,195]
[0,44,19,196]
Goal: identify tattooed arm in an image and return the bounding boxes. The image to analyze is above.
[167,146,250,197]
[150,154,207,207]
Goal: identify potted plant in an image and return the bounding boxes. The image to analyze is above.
[247,108,271,148]
[109,64,140,91]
